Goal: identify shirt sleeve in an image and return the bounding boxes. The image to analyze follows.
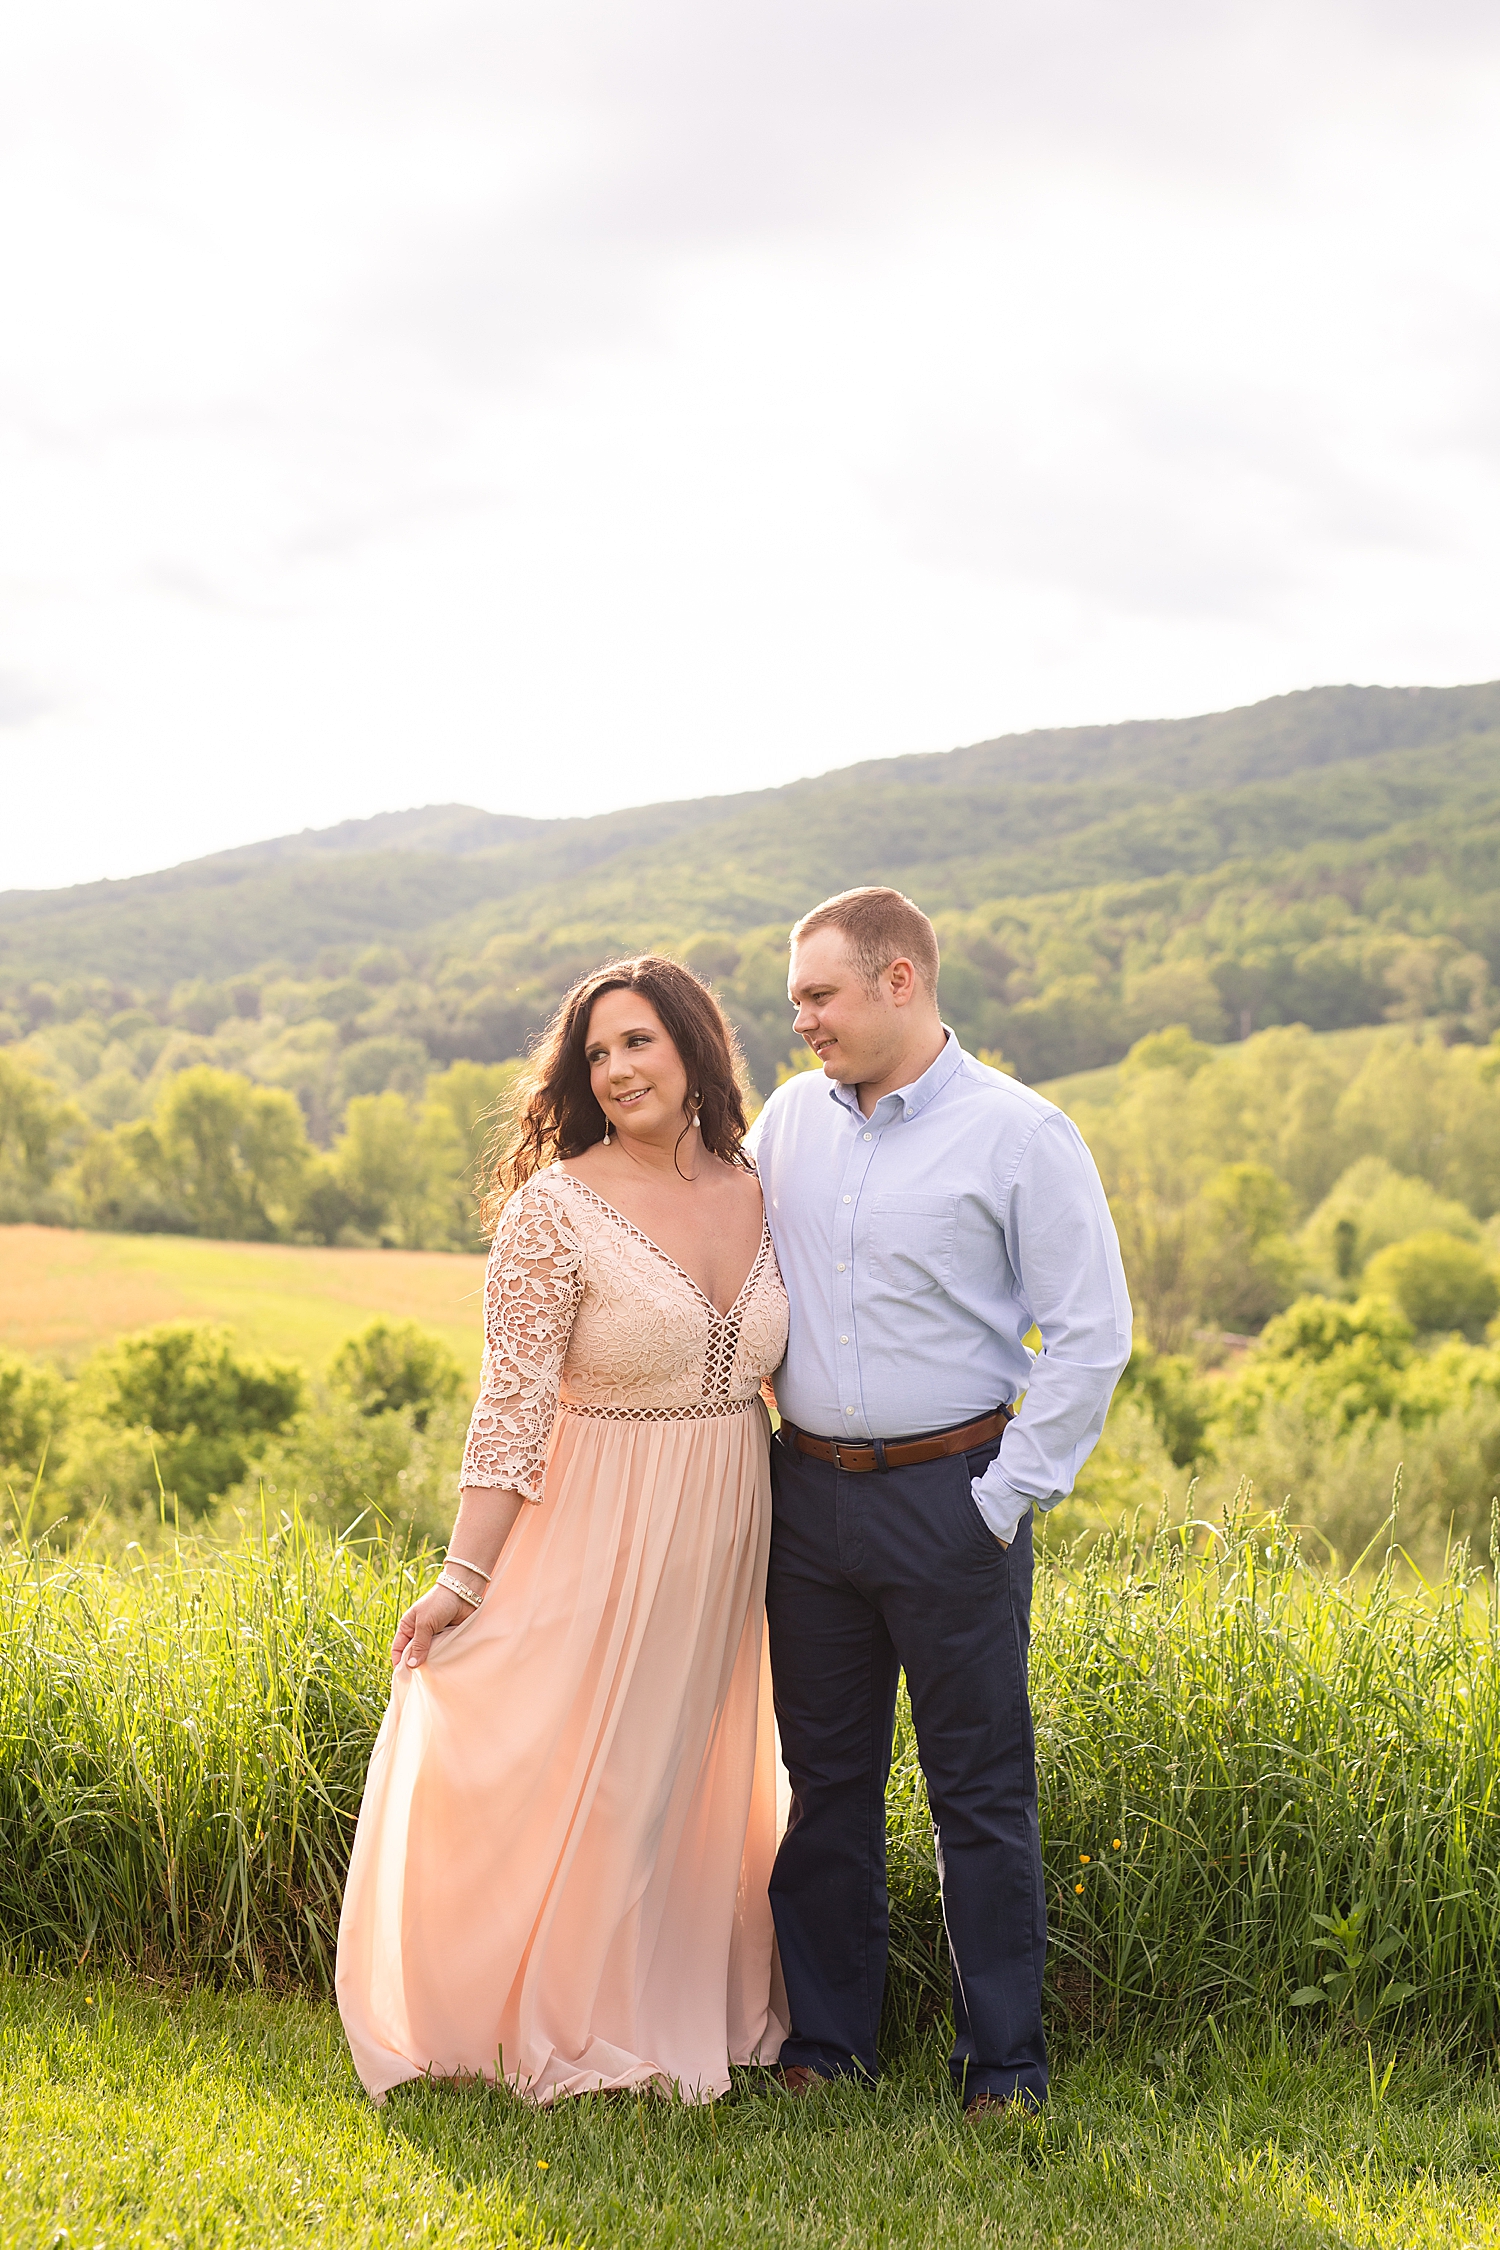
[458,1179,586,1503]
[743,1082,780,1168]
[971,1108,1132,1539]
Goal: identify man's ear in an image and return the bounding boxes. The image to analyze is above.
[886,956,918,1008]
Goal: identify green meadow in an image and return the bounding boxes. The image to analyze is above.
[6,1511,1500,2244]
[0,1220,487,1372]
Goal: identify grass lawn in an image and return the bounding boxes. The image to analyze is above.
[0,1223,487,1372]
[6,1977,1500,2249]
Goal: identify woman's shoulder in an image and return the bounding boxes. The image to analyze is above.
[493,1166,588,1239]
[718,1156,765,1208]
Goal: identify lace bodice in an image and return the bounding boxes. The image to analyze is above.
[459,1167,789,1501]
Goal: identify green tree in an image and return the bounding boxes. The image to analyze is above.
[1363,1232,1500,1340]
[418,1059,523,1247]
[1299,1158,1480,1294]
[130,1067,311,1238]
[333,1091,430,1244]
[0,1052,87,1219]
[1119,1024,1218,1080]
[335,1034,430,1112]
[1194,1162,1298,1333]
[293,1155,363,1247]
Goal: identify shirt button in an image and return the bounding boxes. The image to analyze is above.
[840,1335,849,1344]
[862,1131,872,1141]
[845,1406,856,1415]
[842,1194,851,1204]
[837,1262,846,1272]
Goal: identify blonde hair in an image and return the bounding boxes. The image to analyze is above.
[789,886,940,998]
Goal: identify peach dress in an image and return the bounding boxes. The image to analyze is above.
[336,1165,790,2103]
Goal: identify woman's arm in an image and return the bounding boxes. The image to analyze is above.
[390,1485,527,1670]
[391,1180,586,1672]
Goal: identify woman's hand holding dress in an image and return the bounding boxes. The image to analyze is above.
[391,1485,528,1668]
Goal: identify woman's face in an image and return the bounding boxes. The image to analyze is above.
[583,987,691,1143]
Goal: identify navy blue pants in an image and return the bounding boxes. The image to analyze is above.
[765,1429,1047,2104]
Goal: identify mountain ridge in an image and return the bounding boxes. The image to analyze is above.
[3,682,1498,1020]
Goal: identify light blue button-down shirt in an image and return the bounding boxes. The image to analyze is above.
[749,1031,1132,1545]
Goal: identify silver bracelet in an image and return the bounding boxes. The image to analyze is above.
[444,1552,493,1583]
[436,1571,483,1609]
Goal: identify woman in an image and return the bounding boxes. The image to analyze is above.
[336,956,789,2104]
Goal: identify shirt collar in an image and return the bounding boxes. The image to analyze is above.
[828,1027,964,1125]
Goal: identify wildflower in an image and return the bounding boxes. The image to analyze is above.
[1074,1882,1084,1894]
[1079,1854,1090,1864]
[1112,1839,1122,1850]
[537,2160,549,2170]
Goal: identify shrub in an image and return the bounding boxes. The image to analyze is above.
[329,1320,464,1429]
[1214,1294,1414,1437]
[68,1324,303,1516]
[0,1352,69,1484]
[229,1393,465,1545]
[1364,1231,1500,1340]
[1114,1345,1212,1468]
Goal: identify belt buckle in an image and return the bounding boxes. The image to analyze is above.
[830,1437,885,1472]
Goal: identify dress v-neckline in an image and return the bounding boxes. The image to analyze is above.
[553,1168,770,1323]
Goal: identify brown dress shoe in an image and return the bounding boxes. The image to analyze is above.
[964,2090,1033,2121]
[778,2065,832,2095]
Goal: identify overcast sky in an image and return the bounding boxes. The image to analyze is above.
[3,0,1499,894]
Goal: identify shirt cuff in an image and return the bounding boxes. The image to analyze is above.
[971,1473,1034,1547]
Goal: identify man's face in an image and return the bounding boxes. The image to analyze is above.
[787,928,898,1085]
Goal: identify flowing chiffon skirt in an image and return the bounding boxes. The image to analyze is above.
[336,1402,788,2103]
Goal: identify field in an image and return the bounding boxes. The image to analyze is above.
[7,1977,1500,2248]
[0,1221,487,1372]
[4,1180,1500,2240]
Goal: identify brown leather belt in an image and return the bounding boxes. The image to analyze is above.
[782,1404,1014,1473]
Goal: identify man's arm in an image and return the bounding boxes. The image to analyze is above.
[972,1109,1133,1545]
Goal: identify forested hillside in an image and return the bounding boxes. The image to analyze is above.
[3,681,1498,1112]
[5,678,1500,1564]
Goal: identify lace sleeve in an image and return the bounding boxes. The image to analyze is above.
[458,1179,586,1503]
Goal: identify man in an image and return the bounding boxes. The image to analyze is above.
[750,885,1131,2114]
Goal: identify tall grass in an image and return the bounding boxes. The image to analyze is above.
[0,1512,419,1986]
[4,1506,1500,2052]
[887,1507,1500,2052]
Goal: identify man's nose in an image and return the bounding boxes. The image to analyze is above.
[792,1002,814,1032]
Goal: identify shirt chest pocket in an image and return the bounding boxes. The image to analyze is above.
[864,1193,957,1294]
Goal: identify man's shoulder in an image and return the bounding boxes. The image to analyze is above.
[948,1049,1060,1128]
[753,1068,835,1136]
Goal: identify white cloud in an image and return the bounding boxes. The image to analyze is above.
[1,0,1499,892]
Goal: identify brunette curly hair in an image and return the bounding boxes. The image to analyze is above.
[480,955,754,1226]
